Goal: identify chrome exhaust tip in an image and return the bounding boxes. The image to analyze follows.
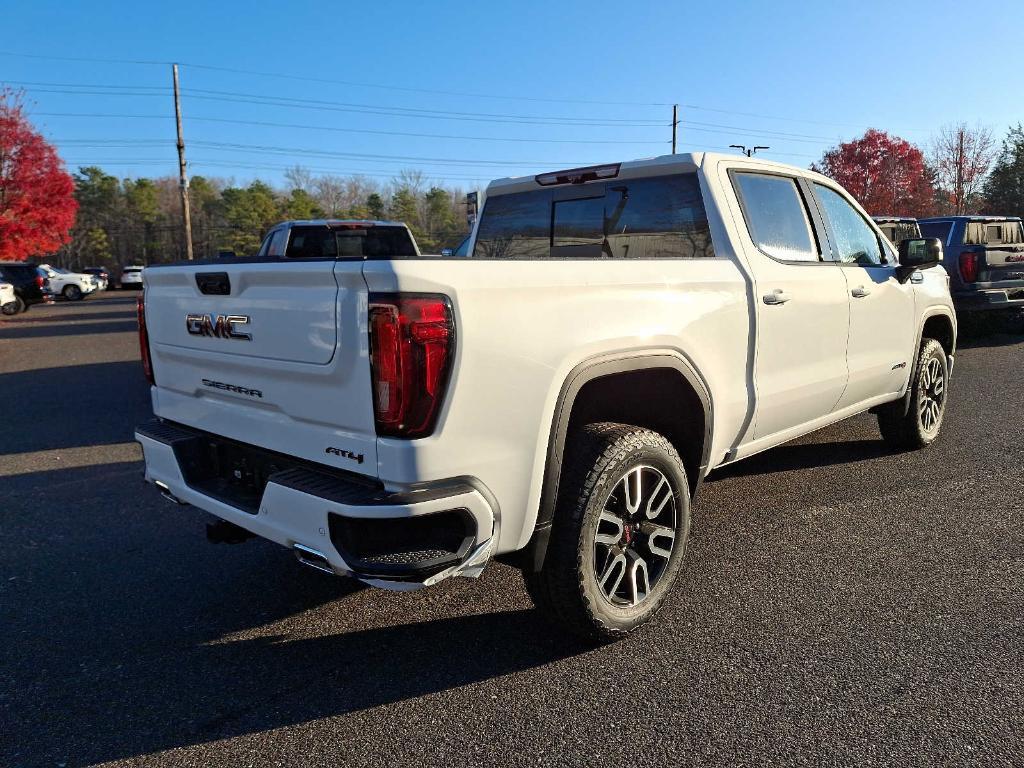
[154,480,184,505]
[293,543,334,575]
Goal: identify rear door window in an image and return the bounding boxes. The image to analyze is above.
[733,173,820,262]
[473,174,713,259]
[920,221,953,243]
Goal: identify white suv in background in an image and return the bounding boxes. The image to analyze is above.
[0,281,17,315]
[120,266,145,290]
[37,264,98,302]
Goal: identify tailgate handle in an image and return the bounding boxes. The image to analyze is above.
[196,272,231,295]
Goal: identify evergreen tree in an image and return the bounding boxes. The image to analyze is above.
[983,125,1024,217]
[366,192,385,220]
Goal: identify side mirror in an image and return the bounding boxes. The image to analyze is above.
[896,238,942,282]
[440,248,454,257]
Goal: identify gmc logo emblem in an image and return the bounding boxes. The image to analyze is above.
[185,313,252,340]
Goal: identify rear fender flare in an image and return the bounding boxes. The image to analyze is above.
[516,350,713,571]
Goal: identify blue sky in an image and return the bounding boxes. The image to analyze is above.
[2,0,1021,190]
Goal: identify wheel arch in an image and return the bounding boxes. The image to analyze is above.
[507,350,714,572]
[896,307,956,418]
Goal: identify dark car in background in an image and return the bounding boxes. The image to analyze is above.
[82,267,111,291]
[873,216,921,247]
[0,262,51,314]
[918,216,1024,317]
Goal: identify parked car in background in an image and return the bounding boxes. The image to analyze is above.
[918,216,1024,316]
[37,264,99,301]
[0,262,50,313]
[0,281,18,315]
[82,267,111,291]
[120,265,145,289]
[873,217,921,248]
[135,154,956,641]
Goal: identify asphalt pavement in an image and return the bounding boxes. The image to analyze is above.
[2,293,1022,767]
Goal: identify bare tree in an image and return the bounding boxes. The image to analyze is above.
[284,165,314,193]
[392,168,427,197]
[313,175,346,216]
[930,123,997,215]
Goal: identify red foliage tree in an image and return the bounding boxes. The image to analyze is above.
[0,89,77,261]
[812,129,935,218]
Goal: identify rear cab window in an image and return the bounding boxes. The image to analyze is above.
[964,220,1024,245]
[732,173,820,262]
[877,221,921,244]
[473,174,714,259]
[282,225,418,259]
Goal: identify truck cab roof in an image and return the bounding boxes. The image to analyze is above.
[271,219,408,229]
[919,215,1022,222]
[485,152,832,197]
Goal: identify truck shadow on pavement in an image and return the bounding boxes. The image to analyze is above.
[3,460,579,766]
[709,438,895,480]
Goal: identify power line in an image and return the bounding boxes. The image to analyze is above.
[188,140,599,167]
[7,80,666,125]
[0,50,667,107]
[178,63,672,108]
[0,50,169,66]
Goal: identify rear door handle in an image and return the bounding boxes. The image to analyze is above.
[762,289,791,305]
[851,286,871,298]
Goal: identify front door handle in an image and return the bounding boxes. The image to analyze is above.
[762,289,791,305]
[851,286,872,298]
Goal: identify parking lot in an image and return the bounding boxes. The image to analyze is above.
[1,293,1022,767]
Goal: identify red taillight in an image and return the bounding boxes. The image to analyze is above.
[137,296,155,385]
[959,250,979,283]
[368,294,454,438]
[35,275,44,288]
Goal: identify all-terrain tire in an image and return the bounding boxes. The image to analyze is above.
[524,422,691,643]
[878,338,948,450]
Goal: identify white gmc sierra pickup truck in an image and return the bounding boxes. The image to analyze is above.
[135,153,956,641]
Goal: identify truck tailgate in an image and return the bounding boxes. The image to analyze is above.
[144,261,379,476]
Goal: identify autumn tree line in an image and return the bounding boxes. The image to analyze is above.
[813,124,1024,221]
[59,165,473,269]
[3,86,1024,266]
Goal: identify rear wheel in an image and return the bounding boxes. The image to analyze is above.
[63,284,83,301]
[2,298,20,316]
[878,338,948,450]
[524,422,691,643]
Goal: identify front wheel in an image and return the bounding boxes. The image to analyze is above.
[878,338,948,450]
[524,422,691,643]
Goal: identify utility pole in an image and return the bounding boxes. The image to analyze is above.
[671,104,679,154]
[172,64,194,260]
